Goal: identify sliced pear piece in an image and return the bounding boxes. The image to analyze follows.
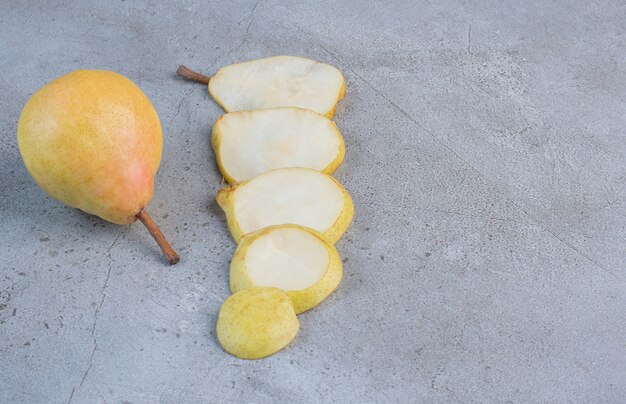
[231,225,343,314]
[212,108,345,183]
[216,287,299,359]
[216,168,353,243]
[177,56,346,118]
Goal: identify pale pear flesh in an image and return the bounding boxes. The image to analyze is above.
[230,225,344,314]
[212,107,345,183]
[217,167,354,243]
[208,56,346,118]
[246,227,329,290]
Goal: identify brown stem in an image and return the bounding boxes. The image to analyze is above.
[176,65,211,85]
[136,208,180,265]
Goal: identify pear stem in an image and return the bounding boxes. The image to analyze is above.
[136,208,180,265]
[176,65,211,85]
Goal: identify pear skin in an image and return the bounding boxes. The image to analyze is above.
[217,287,299,359]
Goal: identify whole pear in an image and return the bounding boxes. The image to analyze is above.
[17,70,179,264]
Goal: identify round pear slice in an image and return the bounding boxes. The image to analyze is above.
[216,168,354,244]
[231,225,343,314]
[217,287,299,360]
[208,56,346,118]
[212,107,345,183]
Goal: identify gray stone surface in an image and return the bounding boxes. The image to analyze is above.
[1,0,625,402]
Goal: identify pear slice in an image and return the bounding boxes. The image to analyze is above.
[212,107,345,183]
[216,168,353,243]
[177,56,346,118]
[217,287,299,360]
[231,225,343,314]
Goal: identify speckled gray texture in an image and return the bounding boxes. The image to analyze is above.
[1,1,625,403]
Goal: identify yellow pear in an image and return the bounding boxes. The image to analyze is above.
[17,70,179,264]
[230,225,343,314]
[217,287,299,359]
[176,56,346,118]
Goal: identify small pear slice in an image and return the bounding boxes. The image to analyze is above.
[216,168,353,243]
[231,225,343,314]
[217,287,299,359]
[212,107,345,183]
[178,56,345,118]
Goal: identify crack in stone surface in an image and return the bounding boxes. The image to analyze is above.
[210,0,262,69]
[67,226,130,404]
[167,87,195,132]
